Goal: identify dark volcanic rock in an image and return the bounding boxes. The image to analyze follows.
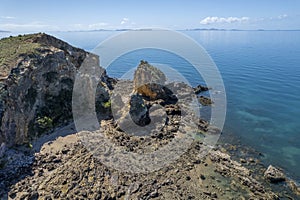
[129,94,150,126]
[136,83,177,103]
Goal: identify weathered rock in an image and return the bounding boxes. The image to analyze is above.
[264,165,286,183]
[198,119,209,133]
[288,180,300,196]
[133,60,166,89]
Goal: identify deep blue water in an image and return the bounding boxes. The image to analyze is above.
[1,30,299,181]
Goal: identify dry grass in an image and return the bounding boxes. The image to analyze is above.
[0,34,42,77]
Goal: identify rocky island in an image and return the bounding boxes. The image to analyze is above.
[0,33,299,199]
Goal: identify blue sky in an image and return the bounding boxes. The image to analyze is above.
[0,0,299,31]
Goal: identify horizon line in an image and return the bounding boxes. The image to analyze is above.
[1,28,300,33]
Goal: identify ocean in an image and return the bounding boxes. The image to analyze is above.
[1,30,299,182]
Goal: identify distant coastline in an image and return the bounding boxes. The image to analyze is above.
[64,28,300,32]
[183,28,300,31]
[1,29,300,34]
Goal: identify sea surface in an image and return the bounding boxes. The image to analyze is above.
[1,30,299,182]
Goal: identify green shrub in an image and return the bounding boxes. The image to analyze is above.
[102,100,111,108]
[36,116,53,129]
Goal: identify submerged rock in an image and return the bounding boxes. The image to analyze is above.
[193,84,209,94]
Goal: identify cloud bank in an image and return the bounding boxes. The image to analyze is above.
[88,22,108,29]
[0,22,57,31]
[200,16,249,25]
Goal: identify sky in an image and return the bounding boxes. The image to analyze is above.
[0,0,300,32]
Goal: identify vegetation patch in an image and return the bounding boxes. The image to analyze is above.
[102,100,111,108]
[36,116,53,130]
[0,34,42,77]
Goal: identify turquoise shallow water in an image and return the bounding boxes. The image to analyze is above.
[1,30,299,181]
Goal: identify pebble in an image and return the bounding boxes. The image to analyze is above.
[200,174,206,180]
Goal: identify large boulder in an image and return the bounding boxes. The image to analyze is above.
[133,61,176,103]
[264,165,286,183]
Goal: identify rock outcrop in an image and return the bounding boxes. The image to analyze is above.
[133,60,166,89]
[133,61,177,103]
[0,33,110,146]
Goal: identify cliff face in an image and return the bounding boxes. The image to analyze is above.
[0,33,107,146]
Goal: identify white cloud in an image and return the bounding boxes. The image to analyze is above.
[200,16,249,25]
[1,16,15,19]
[269,14,288,20]
[0,22,58,31]
[278,14,288,19]
[120,17,129,25]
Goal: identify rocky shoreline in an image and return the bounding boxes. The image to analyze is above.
[1,126,299,199]
[0,33,299,199]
